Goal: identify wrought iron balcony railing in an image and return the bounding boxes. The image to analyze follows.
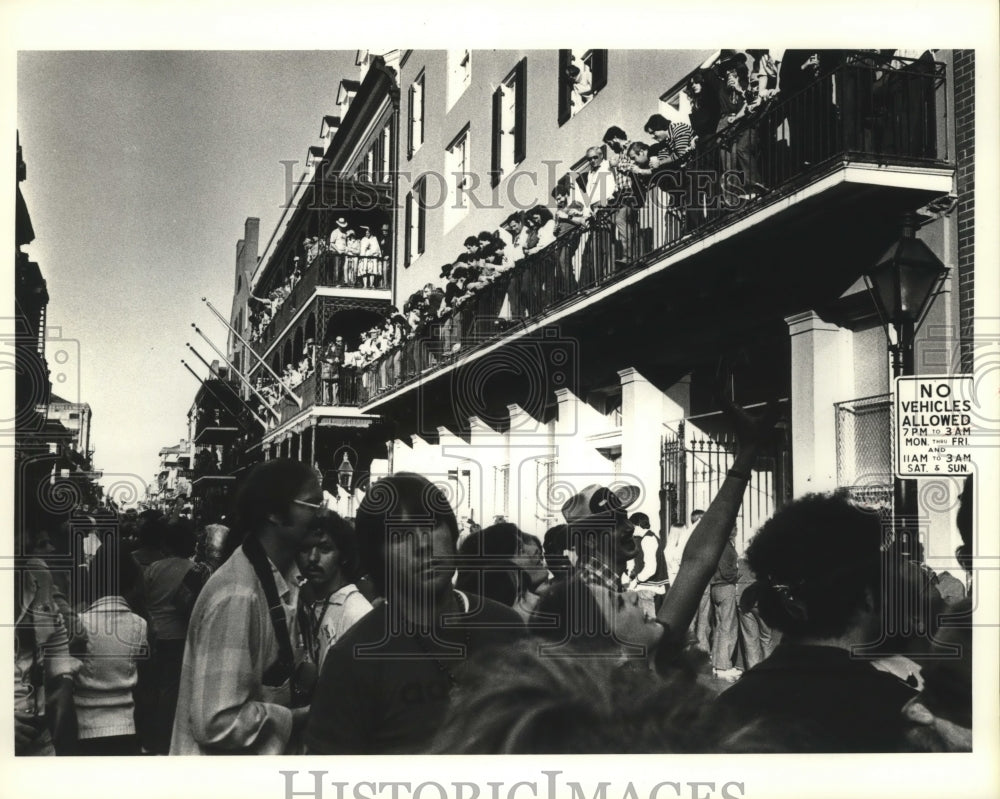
[357,56,948,404]
[251,252,391,355]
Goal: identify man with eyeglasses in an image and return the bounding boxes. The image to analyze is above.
[578,146,616,286]
[171,459,325,755]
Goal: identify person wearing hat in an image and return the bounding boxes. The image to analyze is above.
[320,337,344,405]
[561,483,643,592]
[329,217,349,254]
[328,218,350,285]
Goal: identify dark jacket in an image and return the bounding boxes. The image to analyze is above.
[711,539,738,585]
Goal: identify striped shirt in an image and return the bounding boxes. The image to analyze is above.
[651,121,694,163]
[170,547,306,755]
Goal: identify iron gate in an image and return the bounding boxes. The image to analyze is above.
[661,417,790,549]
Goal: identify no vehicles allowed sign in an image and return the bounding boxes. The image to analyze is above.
[895,376,975,478]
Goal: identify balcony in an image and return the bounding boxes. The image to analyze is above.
[358,57,952,411]
[250,251,392,358]
[264,369,363,425]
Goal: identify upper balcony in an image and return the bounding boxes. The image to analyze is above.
[358,55,954,416]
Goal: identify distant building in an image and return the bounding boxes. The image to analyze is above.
[15,133,104,545]
[46,393,92,461]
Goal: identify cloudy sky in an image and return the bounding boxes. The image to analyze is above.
[18,50,357,493]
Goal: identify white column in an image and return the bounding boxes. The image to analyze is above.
[618,367,666,523]
[785,311,855,495]
[507,404,556,536]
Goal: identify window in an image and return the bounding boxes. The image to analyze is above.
[558,49,608,125]
[535,456,558,528]
[491,58,527,187]
[444,124,471,229]
[407,70,425,158]
[364,148,375,182]
[447,49,471,109]
[494,464,510,518]
[404,176,426,267]
[379,125,392,183]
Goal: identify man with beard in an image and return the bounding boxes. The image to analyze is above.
[304,473,524,754]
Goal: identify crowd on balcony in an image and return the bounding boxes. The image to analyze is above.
[351,48,937,394]
[15,410,972,755]
[251,346,318,418]
[249,217,392,343]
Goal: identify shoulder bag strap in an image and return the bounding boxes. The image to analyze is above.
[241,535,296,685]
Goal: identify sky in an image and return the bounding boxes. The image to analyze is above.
[17,50,357,493]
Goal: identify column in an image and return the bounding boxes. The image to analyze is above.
[618,367,670,524]
[785,310,855,495]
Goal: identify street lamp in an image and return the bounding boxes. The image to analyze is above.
[864,213,948,548]
[337,451,354,492]
[865,214,948,378]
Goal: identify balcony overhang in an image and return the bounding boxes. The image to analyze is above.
[193,426,240,446]
[361,158,954,416]
[192,474,235,489]
[260,405,381,447]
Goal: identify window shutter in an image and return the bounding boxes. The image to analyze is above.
[418,75,425,147]
[417,178,426,255]
[514,58,527,165]
[491,86,503,187]
[558,49,572,126]
[404,191,412,267]
[592,50,608,95]
[407,84,414,158]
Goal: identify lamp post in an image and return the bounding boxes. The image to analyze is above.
[337,450,354,492]
[864,213,948,543]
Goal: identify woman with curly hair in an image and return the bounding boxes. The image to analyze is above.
[709,492,924,752]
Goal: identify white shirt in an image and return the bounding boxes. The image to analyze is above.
[359,235,381,258]
[582,159,615,210]
[571,62,593,107]
[329,228,349,253]
[664,524,695,585]
[308,584,373,670]
[531,219,557,252]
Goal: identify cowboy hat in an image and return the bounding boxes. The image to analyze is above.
[561,483,640,524]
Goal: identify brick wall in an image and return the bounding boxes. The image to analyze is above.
[953,50,974,373]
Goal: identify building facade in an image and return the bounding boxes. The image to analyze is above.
[207,50,971,570]
[360,49,968,564]
[15,133,105,546]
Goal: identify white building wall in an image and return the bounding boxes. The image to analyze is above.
[396,49,712,307]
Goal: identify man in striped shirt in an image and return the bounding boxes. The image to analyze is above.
[644,113,694,164]
[644,113,694,241]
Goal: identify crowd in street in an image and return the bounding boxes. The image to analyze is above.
[15,397,972,756]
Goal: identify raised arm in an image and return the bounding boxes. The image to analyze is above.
[657,380,779,642]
